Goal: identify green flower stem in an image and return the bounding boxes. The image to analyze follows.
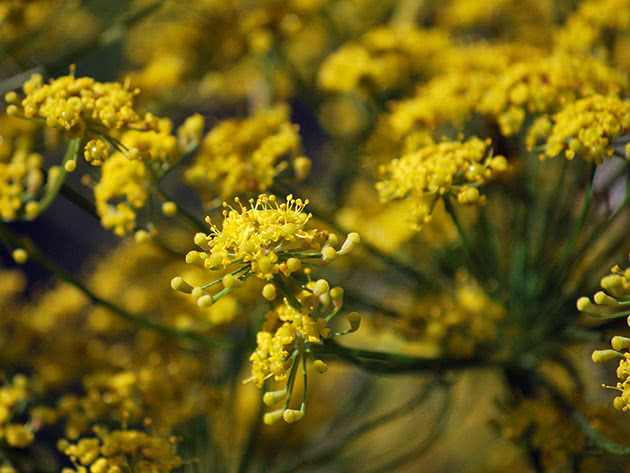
[273,274,303,311]
[59,183,98,218]
[310,339,490,373]
[442,197,488,280]
[201,265,250,290]
[0,220,232,348]
[343,287,405,319]
[283,352,301,410]
[236,391,264,473]
[557,165,595,272]
[35,137,81,217]
[300,354,308,412]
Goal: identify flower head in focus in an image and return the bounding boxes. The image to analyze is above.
[376,137,507,229]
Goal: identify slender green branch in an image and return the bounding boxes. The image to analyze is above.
[60,183,98,219]
[273,274,303,311]
[236,392,264,473]
[34,137,81,217]
[442,197,488,281]
[310,339,492,373]
[0,221,232,348]
[557,165,595,271]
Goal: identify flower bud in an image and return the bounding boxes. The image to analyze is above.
[263,409,284,425]
[347,312,361,332]
[262,283,277,301]
[263,390,287,406]
[197,295,213,307]
[313,279,329,296]
[592,349,620,364]
[612,336,630,351]
[313,360,328,373]
[12,248,28,264]
[338,232,360,255]
[282,409,304,423]
[171,277,194,294]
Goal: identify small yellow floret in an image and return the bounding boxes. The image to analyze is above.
[222,274,236,289]
[313,360,328,373]
[282,409,304,423]
[263,409,284,425]
[11,248,28,264]
[64,160,77,172]
[592,349,620,364]
[347,311,361,332]
[263,390,287,406]
[171,276,194,294]
[313,279,329,296]
[161,201,177,216]
[262,283,277,301]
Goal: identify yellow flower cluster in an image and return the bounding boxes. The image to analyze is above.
[376,137,507,229]
[185,105,308,201]
[0,146,44,221]
[170,194,360,424]
[479,53,627,135]
[0,375,34,448]
[7,72,142,137]
[579,265,630,411]
[174,194,360,301]
[0,241,233,440]
[94,154,149,236]
[250,293,333,388]
[250,284,360,425]
[395,270,505,356]
[0,113,47,221]
[317,26,451,93]
[59,429,181,473]
[555,0,630,55]
[52,357,215,439]
[527,95,630,164]
[0,0,59,42]
[362,43,544,166]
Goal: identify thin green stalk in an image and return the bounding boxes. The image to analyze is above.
[478,204,501,284]
[201,265,250,290]
[0,221,232,348]
[35,137,81,217]
[442,197,488,281]
[273,274,303,311]
[236,392,264,473]
[557,165,595,271]
[343,287,404,318]
[533,158,568,271]
[310,339,492,373]
[283,353,301,410]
